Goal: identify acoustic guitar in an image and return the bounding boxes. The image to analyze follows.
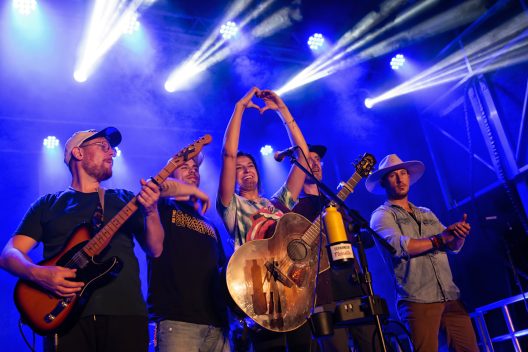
[14,135,212,335]
[226,153,376,332]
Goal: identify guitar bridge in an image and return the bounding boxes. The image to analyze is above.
[265,261,293,288]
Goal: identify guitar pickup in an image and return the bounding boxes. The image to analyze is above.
[44,298,71,323]
[265,261,293,288]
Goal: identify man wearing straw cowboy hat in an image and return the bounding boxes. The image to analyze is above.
[366,154,478,352]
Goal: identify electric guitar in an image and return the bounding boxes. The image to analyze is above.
[14,135,212,335]
[225,153,376,332]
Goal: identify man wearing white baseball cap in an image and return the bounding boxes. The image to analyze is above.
[0,127,164,351]
[366,154,478,352]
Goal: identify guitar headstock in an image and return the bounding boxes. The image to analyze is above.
[157,134,213,183]
[171,134,212,164]
[354,153,376,178]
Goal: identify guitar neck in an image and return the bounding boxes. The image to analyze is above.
[83,155,187,257]
[301,171,362,246]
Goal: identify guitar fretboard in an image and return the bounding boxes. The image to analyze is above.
[82,138,210,257]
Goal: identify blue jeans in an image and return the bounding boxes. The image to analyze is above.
[155,320,230,352]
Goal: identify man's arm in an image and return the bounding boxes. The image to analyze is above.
[160,178,210,213]
[0,235,84,297]
[371,208,440,258]
[137,179,164,257]
[372,209,469,257]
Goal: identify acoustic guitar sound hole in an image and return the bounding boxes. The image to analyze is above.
[287,240,308,261]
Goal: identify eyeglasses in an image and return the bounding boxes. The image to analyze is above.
[80,141,116,154]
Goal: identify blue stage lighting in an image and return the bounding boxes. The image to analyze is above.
[260,145,273,156]
[73,70,88,83]
[364,98,374,109]
[13,0,37,16]
[390,54,405,70]
[307,33,325,51]
[115,146,122,157]
[123,12,140,35]
[220,21,238,39]
[43,136,59,149]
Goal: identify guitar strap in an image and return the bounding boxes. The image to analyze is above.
[91,187,105,235]
[97,187,105,217]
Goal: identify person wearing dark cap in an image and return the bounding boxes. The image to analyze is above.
[272,144,376,352]
[0,127,164,351]
[366,154,478,351]
[147,155,230,352]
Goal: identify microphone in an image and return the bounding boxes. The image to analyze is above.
[274,146,299,162]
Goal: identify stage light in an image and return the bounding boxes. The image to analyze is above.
[275,0,484,95]
[123,12,140,35]
[364,98,374,109]
[13,0,37,16]
[308,33,325,51]
[220,21,239,40]
[165,0,298,92]
[260,145,273,156]
[164,62,205,92]
[390,54,405,70]
[43,136,59,149]
[73,70,88,83]
[368,11,528,106]
[114,147,122,157]
[74,0,147,82]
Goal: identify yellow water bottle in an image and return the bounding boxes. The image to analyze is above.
[324,205,354,266]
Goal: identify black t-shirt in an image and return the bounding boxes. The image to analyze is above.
[15,188,147,317]
[147,199,227,327]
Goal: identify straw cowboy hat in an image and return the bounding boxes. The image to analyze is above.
[365,154,425,194]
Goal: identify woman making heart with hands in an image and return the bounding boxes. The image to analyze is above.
[216,86,312,350]
[216,86,310,247]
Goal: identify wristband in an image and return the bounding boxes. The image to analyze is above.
[430,234,443,250]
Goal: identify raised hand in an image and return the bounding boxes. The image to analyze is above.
[439,213,471,251]
[236,86,262,111]
[447,213,471,239]
[258,90,287,114]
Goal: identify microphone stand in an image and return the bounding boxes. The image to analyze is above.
[285,154,391,352]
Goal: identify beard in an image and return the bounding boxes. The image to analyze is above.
[83,159,113,181]
[389,187,409,200]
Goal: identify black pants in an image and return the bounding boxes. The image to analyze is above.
[43,315,149,352]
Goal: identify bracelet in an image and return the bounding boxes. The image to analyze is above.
[284,119,296,125]
[430,234,443,250]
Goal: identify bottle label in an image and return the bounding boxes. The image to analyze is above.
[329,242,354,261]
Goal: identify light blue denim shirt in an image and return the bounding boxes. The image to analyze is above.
[370,201,461,303]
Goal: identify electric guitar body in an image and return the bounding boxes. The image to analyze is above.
[14,224,122,335]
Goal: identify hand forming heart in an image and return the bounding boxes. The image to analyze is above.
[238,87,286,114]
